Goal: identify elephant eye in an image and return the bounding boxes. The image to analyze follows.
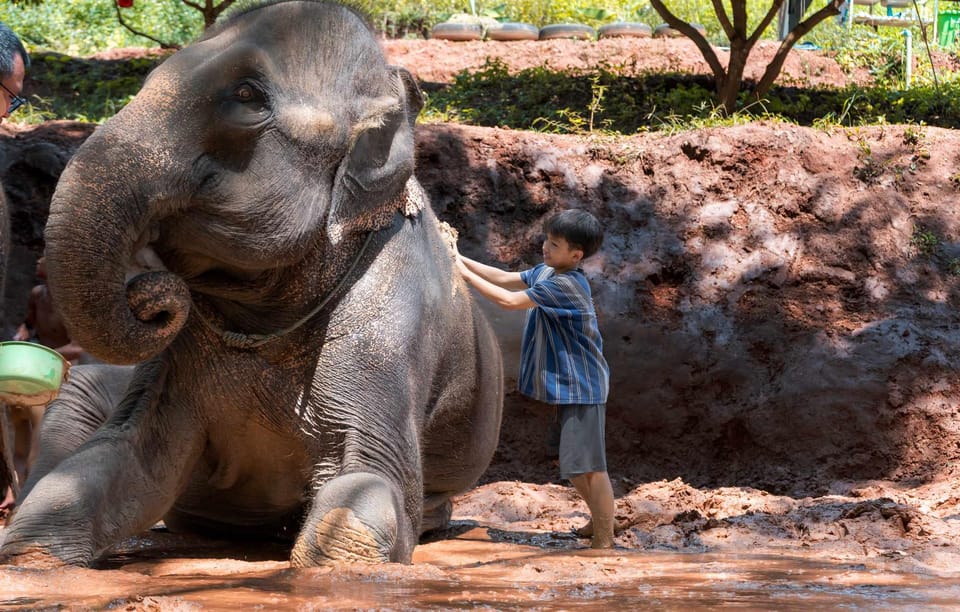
[220,81,271,126]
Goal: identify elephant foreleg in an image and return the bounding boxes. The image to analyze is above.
[291,471,418,566]
[0,360,203,567]
[17,364,135,502]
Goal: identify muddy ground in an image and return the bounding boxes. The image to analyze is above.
[1,37,960,607]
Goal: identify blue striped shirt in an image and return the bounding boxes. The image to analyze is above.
[518,264,609,405]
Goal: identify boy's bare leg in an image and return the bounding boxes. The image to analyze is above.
[571,471,615,548]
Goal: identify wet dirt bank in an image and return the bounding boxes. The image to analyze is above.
[2,487,960,610]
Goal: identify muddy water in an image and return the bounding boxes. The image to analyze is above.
[2,523,959,610]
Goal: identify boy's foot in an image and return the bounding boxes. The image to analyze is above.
[573,517,628,538]
[589,516,615,549]
[574,521,593,537]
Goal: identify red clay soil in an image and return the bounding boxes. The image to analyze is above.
[383,37,876,88]
[1,38,959,592]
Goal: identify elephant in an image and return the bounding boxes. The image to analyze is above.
[0,183,13,500]
[0,0,503,567]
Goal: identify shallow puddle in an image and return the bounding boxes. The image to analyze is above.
[2,521,959,610]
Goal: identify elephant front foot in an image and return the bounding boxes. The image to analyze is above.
[0,518,94,568]
[291,472,416,566]
[0,545,77,569]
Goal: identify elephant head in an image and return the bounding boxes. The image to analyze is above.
[44,0,423,364]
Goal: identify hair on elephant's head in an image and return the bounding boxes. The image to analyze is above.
[44,0,424,364]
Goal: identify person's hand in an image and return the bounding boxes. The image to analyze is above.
[12,325,30,341]
[438,221,459,260]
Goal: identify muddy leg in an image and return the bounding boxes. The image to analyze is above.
[571,472,615,549]
[0,361,203,567]
[18,365,134,502]
[291,472,418,566]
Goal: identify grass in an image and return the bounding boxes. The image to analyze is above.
[420,58,960,135]
[912,226,941,257]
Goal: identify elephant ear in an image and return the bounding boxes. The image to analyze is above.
[328,66,424,245]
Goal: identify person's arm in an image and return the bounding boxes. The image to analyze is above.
[457,254,527,291]
[13,287,40,340]
[54,341,85,364]
[457,256,535,310]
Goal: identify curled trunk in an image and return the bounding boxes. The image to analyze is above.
[44,126,191,365]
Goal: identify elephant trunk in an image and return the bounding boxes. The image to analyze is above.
[44,121,191,365]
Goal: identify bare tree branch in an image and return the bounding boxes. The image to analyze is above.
[649,0,726,84]
[711,0,735,39]
[180,0,237,29]
[748,0,787,47]
[208,0,237,19]
[752,0,845,99]
[114,2,180,50]
[731,0,748,35]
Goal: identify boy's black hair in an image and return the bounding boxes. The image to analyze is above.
[544,209,603,259]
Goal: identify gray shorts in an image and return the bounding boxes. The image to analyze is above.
[557,403,607,479]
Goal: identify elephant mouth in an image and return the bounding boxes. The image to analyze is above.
[125,244,169,283]
[127,238,265,300]
[185,268,270,300]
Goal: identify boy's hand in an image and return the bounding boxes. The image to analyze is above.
[437,221,459,260]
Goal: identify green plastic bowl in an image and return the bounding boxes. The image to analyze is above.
[0,341,69,405]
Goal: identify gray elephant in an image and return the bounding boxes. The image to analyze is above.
[0,0,503,567]
[0,184,13,499]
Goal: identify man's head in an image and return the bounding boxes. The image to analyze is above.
[0,22,29,124]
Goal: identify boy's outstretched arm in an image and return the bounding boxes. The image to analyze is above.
[457,253,527,291]
[457,255,534,311]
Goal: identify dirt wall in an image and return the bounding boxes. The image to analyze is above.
[3,120,959,497]
[415,122,960,495]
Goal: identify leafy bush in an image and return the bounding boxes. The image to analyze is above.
[4,0,957,128]
[423,59,960,133]
[1,0,785,55]
[16,50,164,123]
[0,1,201,55]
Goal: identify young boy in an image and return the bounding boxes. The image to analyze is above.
[455,209,615,549]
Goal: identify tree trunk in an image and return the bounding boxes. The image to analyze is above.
[719,42,750,114]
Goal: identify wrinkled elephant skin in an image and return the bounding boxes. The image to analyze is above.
[0,183,13,500]
[0,0,503,567]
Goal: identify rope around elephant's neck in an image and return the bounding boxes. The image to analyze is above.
[195,231,376,350]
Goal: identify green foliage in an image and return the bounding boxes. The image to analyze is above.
[423,59,960,134]
[17,50,164,123]
[0,1,201,55]
[5,0,960,129]
[1,0,786,56]
[908,223,960,275]
[912,225,940,257]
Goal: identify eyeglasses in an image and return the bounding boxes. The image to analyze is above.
[0,81,26,115]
